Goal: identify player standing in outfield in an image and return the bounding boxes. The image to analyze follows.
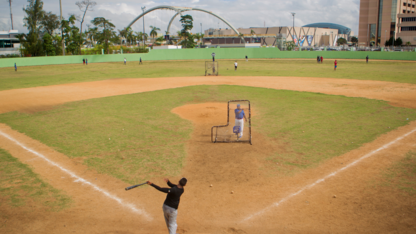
[234,61,238,71]
[334,60,337,71]
[83,58,85,65]
[139,57,143,64]
[212,52,216,61]
[245,55,248,62]
[147,178,187,234]
[317,56,320,63]
[86,59,88,65]
[124,58,127,65]
[320,56,323,63]
[14,63,17,72]
[366,55,369,63]
[235,104,247,139]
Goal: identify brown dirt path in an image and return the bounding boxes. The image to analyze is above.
[1,76,416,114]
[1,77,416,233]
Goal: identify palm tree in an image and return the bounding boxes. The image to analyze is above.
[250,29,255,43]
[87,27,98,46]
[91,17,115,54]
[149,26,160,39]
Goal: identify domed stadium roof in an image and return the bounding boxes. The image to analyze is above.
[302,23,351,35]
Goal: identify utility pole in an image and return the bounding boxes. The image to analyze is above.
[8,0,14,30]
[60,0,65,55]
[291,12,296,46]
[142,6,146,47]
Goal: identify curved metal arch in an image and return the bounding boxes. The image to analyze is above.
[126,5,245,43]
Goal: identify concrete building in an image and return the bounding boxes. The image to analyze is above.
[359,0,416,46]
[204,25,351,48]
[0,30,20,56]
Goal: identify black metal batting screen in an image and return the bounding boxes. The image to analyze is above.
[205,61,218,76]
[211,100,252,144]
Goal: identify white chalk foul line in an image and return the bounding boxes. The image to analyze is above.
[242,127,416,222]
[0,131,152,221]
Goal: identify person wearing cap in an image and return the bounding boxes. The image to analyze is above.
[147,178,187,234]
[235,104,247,139]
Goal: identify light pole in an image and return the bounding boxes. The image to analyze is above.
[291,12,295,47]
[142,6,146,47]
[60,0,65,55]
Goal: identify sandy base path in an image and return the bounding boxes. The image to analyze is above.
[1,76,416,114]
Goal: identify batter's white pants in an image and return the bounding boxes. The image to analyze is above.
[235,119,244,138]
[163,204,178,234]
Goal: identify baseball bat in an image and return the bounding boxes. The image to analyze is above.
[125,182,147,191]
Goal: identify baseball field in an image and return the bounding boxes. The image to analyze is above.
[1,58,416,233]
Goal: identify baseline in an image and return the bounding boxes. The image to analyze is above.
[242,127,416,222]
[0,130,152,221]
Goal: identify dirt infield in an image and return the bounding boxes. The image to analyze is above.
[1,76,416,233]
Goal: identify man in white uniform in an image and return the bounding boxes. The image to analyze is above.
[234,104,247,139]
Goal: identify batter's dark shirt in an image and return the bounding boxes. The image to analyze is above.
[151,181,184,210]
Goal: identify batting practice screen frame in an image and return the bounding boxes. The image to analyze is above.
[205,61,219,76]
[211,100,252,145]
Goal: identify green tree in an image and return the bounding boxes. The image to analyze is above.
[179,15,195,48]
[91,17,115,54]
[42,33,55,56]
[149,26,160,39]
[351,36,358,46]
[21,0,45,56]
[62,15,81,55]
[86,26,98,47]
[336,37,347,45]
[40,11,60,36]
[395,37,403,46]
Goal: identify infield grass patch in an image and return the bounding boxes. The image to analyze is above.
[0,148,71,211]
[1,59,415,90]
[0,86,415,180]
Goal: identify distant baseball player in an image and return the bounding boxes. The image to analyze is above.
[211,52,216,62]
[124,57,127,65]
[14,63,17,72]
[245,55,248,62]
[334,60,337,71]
[235,104,247,139]
[317,56,320,63]
[147,178,187,234]
[366,55,369,63]
[234,61,238,71]
[86,59,88,65]
[139,57,143,64]
[83,58,85,65]
[320,56,323,63]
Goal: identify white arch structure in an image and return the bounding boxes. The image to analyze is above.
[126,5,245,43]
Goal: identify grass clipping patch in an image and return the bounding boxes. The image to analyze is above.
[380,151,416,195]
[0,85,415,181]
[0,148,71,211]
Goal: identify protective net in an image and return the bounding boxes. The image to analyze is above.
[205,61,219,76]
[212,101,251,144]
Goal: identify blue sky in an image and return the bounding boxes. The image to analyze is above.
[1,0,360,35]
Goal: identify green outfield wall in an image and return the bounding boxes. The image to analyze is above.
[1,48,415,68]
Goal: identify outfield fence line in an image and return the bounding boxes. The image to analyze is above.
[1,48,416,68]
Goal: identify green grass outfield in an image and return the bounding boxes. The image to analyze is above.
[0,148,71,211]
[0,85,415,182]
[1,59,415,91]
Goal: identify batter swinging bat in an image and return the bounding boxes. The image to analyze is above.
[125,182,147,191]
